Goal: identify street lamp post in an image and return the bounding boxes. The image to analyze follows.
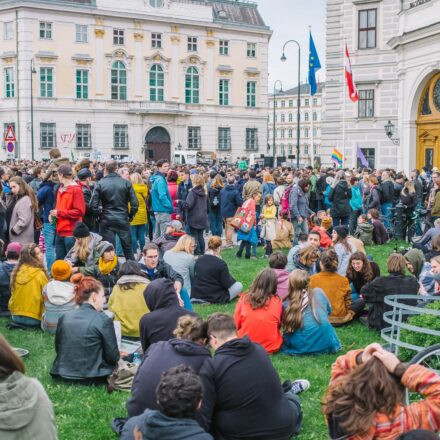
[272,80,283,166]
[281,40,301,169]
[30,59,37,161]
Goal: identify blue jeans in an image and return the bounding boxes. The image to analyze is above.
[12,315,41,327]
[55,235,75,260]
[381,202,392,229]
[131,224,146,254]
[292,218,309,245]
[209,210,223,237]
[180,288,193,311]
[332,216,349,227]
[43,222,56,271]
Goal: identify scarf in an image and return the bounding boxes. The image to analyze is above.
[300,289,309,313]
[98,256,118,275]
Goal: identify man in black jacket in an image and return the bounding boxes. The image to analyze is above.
[197,314,309,440]
[177,168,192,226]
[380,171,395,229]
[90,160,138,260]
[77,168,97,232]
[219,175,242,248]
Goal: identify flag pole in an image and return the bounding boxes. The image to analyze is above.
[342,38,346,170]
[309,25,315,168]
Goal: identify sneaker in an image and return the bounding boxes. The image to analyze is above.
[250,256,257,260]
[289,379,310,395]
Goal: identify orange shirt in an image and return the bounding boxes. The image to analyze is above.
[234,294,283,354]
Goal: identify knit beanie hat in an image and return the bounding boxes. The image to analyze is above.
[51,260,72,281]
[334,225,349,239]
[321,216,333,230]
[73,222,90,238]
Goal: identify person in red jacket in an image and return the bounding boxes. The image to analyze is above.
[49,165,85,260]
[234,268,283,353]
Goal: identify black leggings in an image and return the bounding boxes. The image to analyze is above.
[237,241,251,259]
[190,227,205,255]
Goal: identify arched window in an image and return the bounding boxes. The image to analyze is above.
[111,61,127,100]
[150,64,164,102]
[185,67,199,104]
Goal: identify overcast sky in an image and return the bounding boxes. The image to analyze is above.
[256,0,326,92]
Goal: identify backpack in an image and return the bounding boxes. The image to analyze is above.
[280,185,293,218]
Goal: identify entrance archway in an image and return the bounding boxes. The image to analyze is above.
[417,72,440,170]
[144,127,171,162]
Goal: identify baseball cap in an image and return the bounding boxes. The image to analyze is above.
[77,168,92,180]
[58,165,73,177]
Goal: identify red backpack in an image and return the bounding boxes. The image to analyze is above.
[280,185,293,218]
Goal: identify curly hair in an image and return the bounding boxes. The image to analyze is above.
[173,315,207,342]
[11,244,47,289]
[346,252,373,284]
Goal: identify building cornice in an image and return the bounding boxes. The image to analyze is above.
[388,21,440,49]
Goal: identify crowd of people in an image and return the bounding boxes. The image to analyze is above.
[0,150,439,439]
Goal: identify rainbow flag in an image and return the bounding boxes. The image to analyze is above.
[331,148,343,166]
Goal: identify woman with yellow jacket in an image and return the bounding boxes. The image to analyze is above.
[130,173,148,256]
[8,244,49,328]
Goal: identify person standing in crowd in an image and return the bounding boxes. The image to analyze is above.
[290,179,314,245]
[0,242,20,317]
[236,190,261,259]
[273,176,286,210]
[8,244,48,328]
[167,170,179,219]
[242,170,261,201]
[8,176,38,246]
[37,175,56,271]
[260,195,277,257]
[208,174,224,238]
[90,160,138,261]
[380,171,395,229]
[329,171,352,227]
[77,168,97,233]
[51,274,119,384]
[365,176,381,212]
[43,147,70,181]
[368,209,389,244]
[349,176,363,234]
[150,159,174,239]
[129,172,148,258]
[0,334,58,440]
[176,168,192,226]
[220,174,242,248]
[261,173,276,202]
[50,165,86,260]
[411,169,423,208]
[29,166,44,194]
[185,175,208,256]
[0,167,12,202]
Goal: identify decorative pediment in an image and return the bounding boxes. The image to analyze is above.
[420,130,438,142]
[72,53,93,65]
[106,49,133,68]
[245,67,260,77]
[0,51,16,64]
[145,52,171,63]
[217,64,233,76]
[35,51,58,63]
[180,54,206,68]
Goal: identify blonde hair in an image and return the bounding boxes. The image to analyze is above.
[299,245,320,266]
[192,174,205,188]
[172,235,195,254]
[74,236,92,262]
[173,315,207,342]
[130,172,143,185]
[387,253,406,274]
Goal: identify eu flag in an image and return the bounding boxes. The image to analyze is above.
[308,32,321,96]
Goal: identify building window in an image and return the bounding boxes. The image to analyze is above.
[75,25,88,43]
[185,67,199,104]
[188,126,201,150]
[247,43,256,58]
[246,128,258,150]
[114,124,129,149]
[313,127,318,137]
[304,128,309,138]
[274,101,278,108]
[313,111,318,121]
[357,148,375,168]
[289,99,293,107]
[187,36,197,52]
[150,64,164,102]
[113,29,124,45]
[274,114,277,123]
[39,22,52,39]
[281,113,285,122]
[281,100,285,107]
[288,113,293,122]
[246,81,256,107]
[219,79,229,106]
[111,61,127,100]
[76,69,88,99]
[219,40,229,55]
[3,22,13,40]
[288,129,293,138]
[304,112,309,121]
[305,98,309,106]
[149,0,164,6]
[151,33,162,49]
[358,9,376,49]
[281,129,285,139]
[313,98,318,106]
[40,123,56,149]
[288,144,293,155]
[4,68,14,98]
[358,89,374,117]
[76,124,91,149]
[40,67,53,98]
[218,127,231,150]
[313,144,318,155]
[304,144,309,155]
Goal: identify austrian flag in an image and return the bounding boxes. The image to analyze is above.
[344,44,359,102]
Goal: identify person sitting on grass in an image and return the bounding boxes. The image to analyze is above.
[331,226,356,276]
[153,220,185,258]
[8,244,48,329]
[191,236,243,304]
[140,278,198,352]
[368,208,389,245]
[310,250,365,326]
[121,365,213,440]
[126,315,210,418]
[0,334,57,440]
[271,211,294,250]
[51,274,119,384]
[108,261,150,339]
[323,343,440,439]
[234,268,282,354]
[286,231,321,272]
[0,241,21,318]
[291,245,320,276]
[269,251,290,301]
[353,214,374,246]
[404,248,425,281]
[281,269,341,355]
[397,430,440,440]
[311,215,333,249]
[41,260,75,334]
[413,219,440,254]
[360,253,420,330]
[419,254,440,295]
[346,252,380,300]
[197,313,309,439]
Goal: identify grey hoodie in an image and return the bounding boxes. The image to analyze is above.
[0,371,57,440]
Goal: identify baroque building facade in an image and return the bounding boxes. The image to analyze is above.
[323,0,440,172]
[0,0,271,161]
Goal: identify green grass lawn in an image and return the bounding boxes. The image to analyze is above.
[0,242,401,439]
